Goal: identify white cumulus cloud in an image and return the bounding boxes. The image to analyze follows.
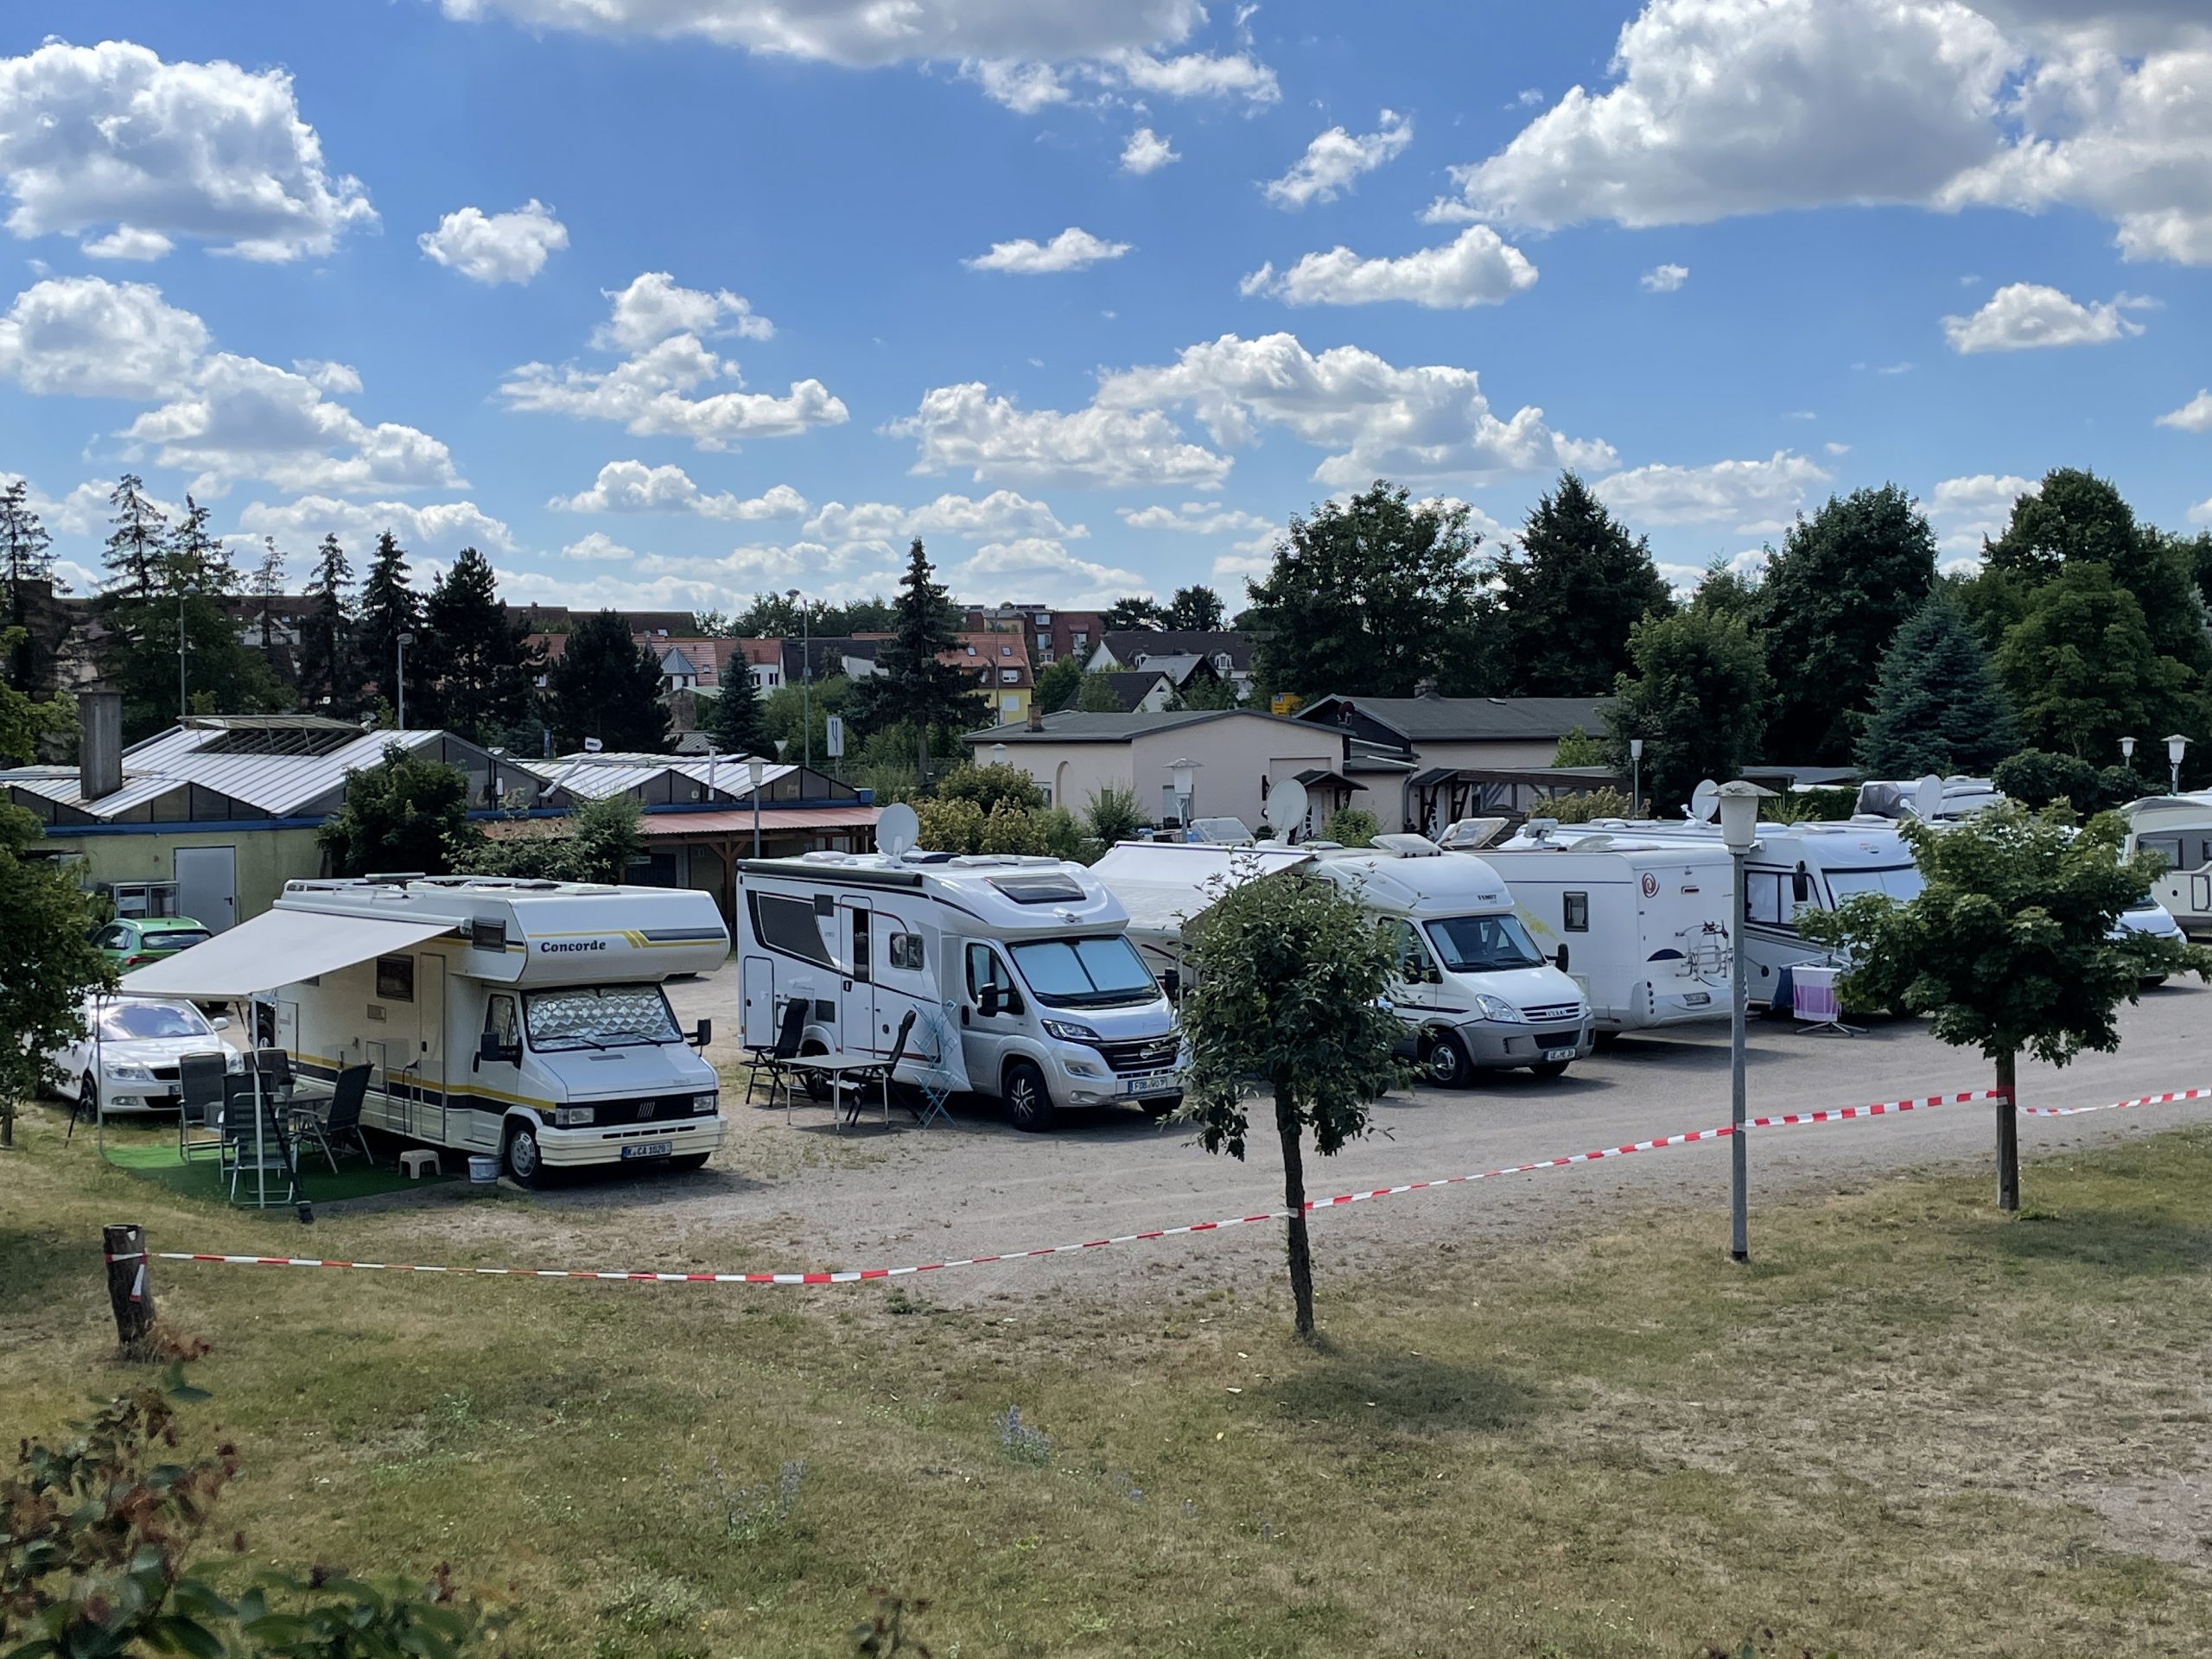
[1594,450,1834,532]
[1121,126,1179,175]
[2158,389,2212,432]
[81,226,174,262]
[1640,262,1689,292]
[803,490,1084,555]
[888,383,1230,490]
[561,531,637,562]
[942,537,1147,607]
[550,460,808,520]
[1942,282,2151,352]
[0,39,375,261]
[968,60,1069,112]
[418,199,569,285]
[964,227,1132,274]
[1117,501,1275,534]
[595,270,772,351]
[1262,109,1413,209]
[1239,226,1537,309]
[0,275,209,398]
[232,496,516,556]
[1928,471,2040,550]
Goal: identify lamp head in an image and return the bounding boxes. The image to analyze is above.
[2167,734,2190,766]
[1714,779,1772,852]
[747,758,763,789]
[2120,734,2137,761]
[398,630,416,646]
[1629,737,1643,761]
[1169,757,1200,798]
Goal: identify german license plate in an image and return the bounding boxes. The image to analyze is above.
[620,1141,673,1160]
[1541,1048,1577,1064]
[1121,1072,1178,1097]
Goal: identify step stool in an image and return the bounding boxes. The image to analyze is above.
[400,1149,440,1179]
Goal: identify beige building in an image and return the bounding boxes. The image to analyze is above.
[965,709,1368,836]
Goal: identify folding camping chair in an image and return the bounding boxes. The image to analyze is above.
[836,1009,916,1130]
[746,998,810,1118]
[220,1084,299,1205]
[910,1006,960,1128]
[289,1063,372,1173]
[175,1050,228,1162]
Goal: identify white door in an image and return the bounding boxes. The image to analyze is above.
[174,846,237,933]
[742,957,774,1049]
[840,902,877,1056]
[416,955,448,1145]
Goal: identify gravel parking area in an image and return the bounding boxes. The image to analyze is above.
[453,963,2212,1305]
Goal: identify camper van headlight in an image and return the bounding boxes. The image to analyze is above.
[690,1093,718,1115]
[552,1105,595,1127]
[1041,1019,1103,1044]
[1472,994,1527,1025]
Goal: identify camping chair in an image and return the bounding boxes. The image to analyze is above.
[744,998,808,1117]
[838,1009,917,1130]
[289,1063,372,1174]
[175,1050,228,1161]
[220,1086,299,1206]
[254,1048,296,1108]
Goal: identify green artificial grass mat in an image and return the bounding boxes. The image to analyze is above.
[100,1135,444,1205]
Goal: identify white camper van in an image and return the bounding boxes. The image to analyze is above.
[267,876,726,1184]
[2123,795,2212,939]
[1090,841,1315,986]
[735,851,1180,1131]
[1472,834,1734,1038]
[1306,845,1593,1087]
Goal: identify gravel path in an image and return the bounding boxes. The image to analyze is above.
[477,967,2212,1304]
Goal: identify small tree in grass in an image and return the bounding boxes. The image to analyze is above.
[319,745,476,876]
[1179,872,1404,1338]
[1800,804,2211,1211]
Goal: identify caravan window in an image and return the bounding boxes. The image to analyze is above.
[1562,893,1590,932]
[888,932,925,971]
[2139,833,2186,873]
[966,943,1022,1014]
[1382,918,1436,982]
[1824,866,1923,905]
[749,892,836,967]
[377,956,415,1001]
[484,994,519,1051]
[1745,872,1788,926]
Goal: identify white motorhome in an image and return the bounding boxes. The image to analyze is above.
[130,875,729,1185]
[1471,833,1734,1038]
[1090,841,1314,987]
[2123,795,2212,939]
[735,851,1180,1131]
[1306,844,1593,1088]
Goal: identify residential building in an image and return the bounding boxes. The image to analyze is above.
[963,603,1104,667]
[963,708,1368,837]
[1089,630,1256,701]
[783,630,1034,723]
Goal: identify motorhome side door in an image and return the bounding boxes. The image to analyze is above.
[1382,917,1437,1027]
[415,954,448,1147]
[471,991,524,1152]
[961,942,1022,1098]
[839,901,877,1056]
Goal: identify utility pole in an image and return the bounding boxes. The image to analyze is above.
[397,631,415,730]
[787,588,810,772]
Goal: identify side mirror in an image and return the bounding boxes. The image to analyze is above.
[1554,944,1571,974]
[979,984,1002,1017]
[1161,969,1182,1001]
[479,1032,520,1064]
[211,1015,232,1032]
[691,1018,712,1049]
[1792,868,1811,904]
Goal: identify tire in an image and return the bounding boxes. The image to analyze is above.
[1140,1094,1182,1120]
[78,1070,98,1122]
[799,1043,830,1103]
[503,1121,543,1186]
[1003,1059,1056,1133]
[1422,1031,1472,1090]
[1592,1031,1620,1051]
[667,1153,710,1172]
[2140,976,2169,992]
[1528,1059,1572,1080]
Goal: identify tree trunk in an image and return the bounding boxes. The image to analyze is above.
[1276,1085,1315,1340]
[1995,1049,2019,1213]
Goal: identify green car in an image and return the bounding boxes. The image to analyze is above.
[90,916,215,973]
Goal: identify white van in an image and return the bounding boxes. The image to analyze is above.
[1090,840,1315,987]
[1307,845,1593,1088]
[269,876,728,1184]
[735,851,1179,1131]
[1471,832,1734,1038]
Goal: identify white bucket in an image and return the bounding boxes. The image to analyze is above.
[467,1155,498,1185]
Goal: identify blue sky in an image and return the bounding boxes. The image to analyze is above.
[3,0,2209,614]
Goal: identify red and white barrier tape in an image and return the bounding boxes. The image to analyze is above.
[146,1084,2207,1287]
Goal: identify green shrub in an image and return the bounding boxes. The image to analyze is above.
[1541,787,1632,824]
[1319,807,1378,846]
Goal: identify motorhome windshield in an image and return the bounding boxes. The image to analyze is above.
[1824,866,1923,904]
[523,984,682,1051]
[1425,914,1544,974]
[1008,936,1157,1008]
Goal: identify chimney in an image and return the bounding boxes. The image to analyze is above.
[1414,677,1440,699]
[79,688,123,801]
[1026,697,1046,734]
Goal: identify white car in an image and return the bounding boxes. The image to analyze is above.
[2115,897,2187,988]
[50,996,241,1116]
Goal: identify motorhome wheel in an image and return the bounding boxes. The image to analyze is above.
[1528,1059,1571,1079]
[1140,1094,1181,1120]
[1423,1032,1471,1089]
[1004,1059,1056,1133]
[503,1122,543,1186]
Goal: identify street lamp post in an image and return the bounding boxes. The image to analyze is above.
[787,588,810,773]
[1168,758,1200,837]
[1630,737,1644,818]
[2120,734,2136,768]
[396,631,416,730]
[2166,734,2190,795]
[747,757,764,860]
[1716,779,1768,1263]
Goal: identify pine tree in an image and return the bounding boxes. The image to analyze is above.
[705,660,772,757]
[1496,473,1673,696]
[421,546,536,742]
[298,533,353,712]
[1,479,54,692]
[1856,590,2019,778]
[101,474,167,605]
[852,538,988,780]
[251,537,285,652]
[357,530,423,719]
[548,609,667,752]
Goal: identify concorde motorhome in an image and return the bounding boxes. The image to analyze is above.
[1471,833,1734,1037]
[270,877,727,1184]
[735,851,1179,1131]
[1306,845,1593,1087]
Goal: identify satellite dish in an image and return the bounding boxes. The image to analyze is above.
[877,802,920,858]
[1689,779,1720,823]
[1914,773,1946,821]
[1264,777,1310,836]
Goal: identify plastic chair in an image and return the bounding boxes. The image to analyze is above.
[176,1051,228,1161]
[290,1064,372,1173]
[746,998,809,1117]
[220,1089,298,1206]
[839,1009,917,1129]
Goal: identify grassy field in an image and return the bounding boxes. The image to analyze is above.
[5,1103,2212,1658]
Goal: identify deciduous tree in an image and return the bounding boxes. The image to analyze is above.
[548,609,668,753]
[1181,870,1404,1338]
[1995,562,2188,760]
[1802,805,2209,1210]
[1245,482,1485,698]
[1605,607,1771,816]
[1162,584,1227,632]
[0,798,109,1144]
[1496,472,1672,696]
[1032,647,1088,714]
[318,745,477,875]
[1856,589,2018,777]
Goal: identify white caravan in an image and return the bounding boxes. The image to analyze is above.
[1471,833,1735,1038]
[2123,795,2212,939]
[735,851,1180,1131]
[1306,845,1593,1088]
[134,875,729,1185]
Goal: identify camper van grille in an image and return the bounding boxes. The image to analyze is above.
[1095,1036,1180,1075]
[1519,1002,1582,1025]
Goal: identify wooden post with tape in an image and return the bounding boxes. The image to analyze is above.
[103,1222,153,1348]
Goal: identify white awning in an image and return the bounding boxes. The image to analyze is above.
[121,907,457,1000]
